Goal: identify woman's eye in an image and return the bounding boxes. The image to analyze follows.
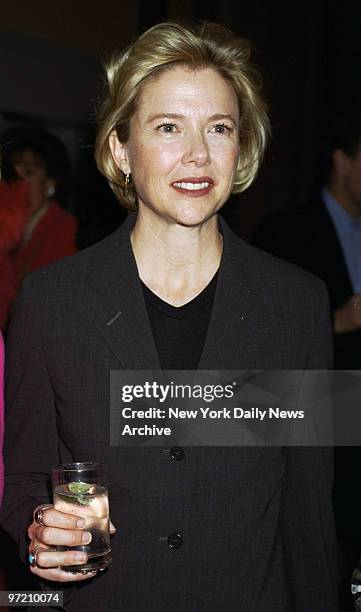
[157,123,177,133]
[211,124,233,134]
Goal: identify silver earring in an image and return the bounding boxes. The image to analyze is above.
[46,185,55,198]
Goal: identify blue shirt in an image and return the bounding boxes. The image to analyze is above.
[322,188,361,293]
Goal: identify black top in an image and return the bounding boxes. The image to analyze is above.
[142,272,218,369]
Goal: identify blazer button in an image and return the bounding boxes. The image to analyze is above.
[167,532,183,549]
[170,446,185,461]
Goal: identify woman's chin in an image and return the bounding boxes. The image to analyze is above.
[170,203,219,227]
[139,199,221,228]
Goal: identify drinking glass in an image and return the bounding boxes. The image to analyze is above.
[51,462,111,573]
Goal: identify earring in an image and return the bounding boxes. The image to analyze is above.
[124,172,131,195]
[46,185,55,198]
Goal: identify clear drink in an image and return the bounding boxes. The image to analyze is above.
[52,463,111,573]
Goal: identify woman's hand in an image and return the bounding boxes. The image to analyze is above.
[28,504,116,582]
[334,295,361,333]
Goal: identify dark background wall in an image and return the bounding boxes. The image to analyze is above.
[1,0,360,239]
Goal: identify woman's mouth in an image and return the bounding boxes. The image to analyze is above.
[171,177,215,197]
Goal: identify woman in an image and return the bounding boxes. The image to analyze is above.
[1,22,337,611]
[0,128,77,330]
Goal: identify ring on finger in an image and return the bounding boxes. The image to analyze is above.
[28,544,43,568]
[34,505,51,526]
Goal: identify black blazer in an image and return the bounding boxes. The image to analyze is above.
[253,199,361,369]
[1,213,337,611]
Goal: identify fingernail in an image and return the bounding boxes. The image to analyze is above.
[82,531,92,544]
[77,519,86,528]
[75,552,86,562]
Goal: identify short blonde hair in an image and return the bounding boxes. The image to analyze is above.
[95,21,270,210]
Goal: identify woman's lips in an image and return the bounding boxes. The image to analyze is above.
[171,177,215,197]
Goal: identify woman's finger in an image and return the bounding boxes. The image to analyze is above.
[34,506,88,530]
[34,548,89,569]
[35,526,92,547]
[30,565,97,582]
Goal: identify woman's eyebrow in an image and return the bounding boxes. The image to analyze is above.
[208,113,237,125]
[145,112,237,125]
[146,113,184,124]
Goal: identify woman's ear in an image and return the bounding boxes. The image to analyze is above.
[45,178,56,198]
[109,131,130,175]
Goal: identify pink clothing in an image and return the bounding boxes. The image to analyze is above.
[0,334,4,505]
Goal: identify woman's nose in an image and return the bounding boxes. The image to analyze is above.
[181,131,210,166]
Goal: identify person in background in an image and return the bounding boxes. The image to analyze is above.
[253,109,361,369]
[0,181,30,330]
[0,332,4,506]
[253,108,361,611]
[0,128,78,330]
[0,332,5,611]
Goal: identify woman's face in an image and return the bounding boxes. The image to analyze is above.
[11,149,55,213]
[111,66,240,227]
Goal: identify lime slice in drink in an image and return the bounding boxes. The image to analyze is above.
[68,482,92,495]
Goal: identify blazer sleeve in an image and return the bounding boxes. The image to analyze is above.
[0,275,61,563]
[281,282,338,610]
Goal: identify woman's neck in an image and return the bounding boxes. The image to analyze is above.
[22,200,51,247]
[130,208,223,306]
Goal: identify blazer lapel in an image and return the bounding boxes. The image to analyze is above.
[86,213,161,370]
[198,216,259,371]
[86,212,259,372]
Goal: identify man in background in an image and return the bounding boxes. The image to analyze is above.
[254,109,361,368]
[253,108,361,611]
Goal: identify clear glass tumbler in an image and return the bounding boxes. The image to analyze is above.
[51,462,111,573]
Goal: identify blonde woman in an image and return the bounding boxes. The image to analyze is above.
[1,22,337,611]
